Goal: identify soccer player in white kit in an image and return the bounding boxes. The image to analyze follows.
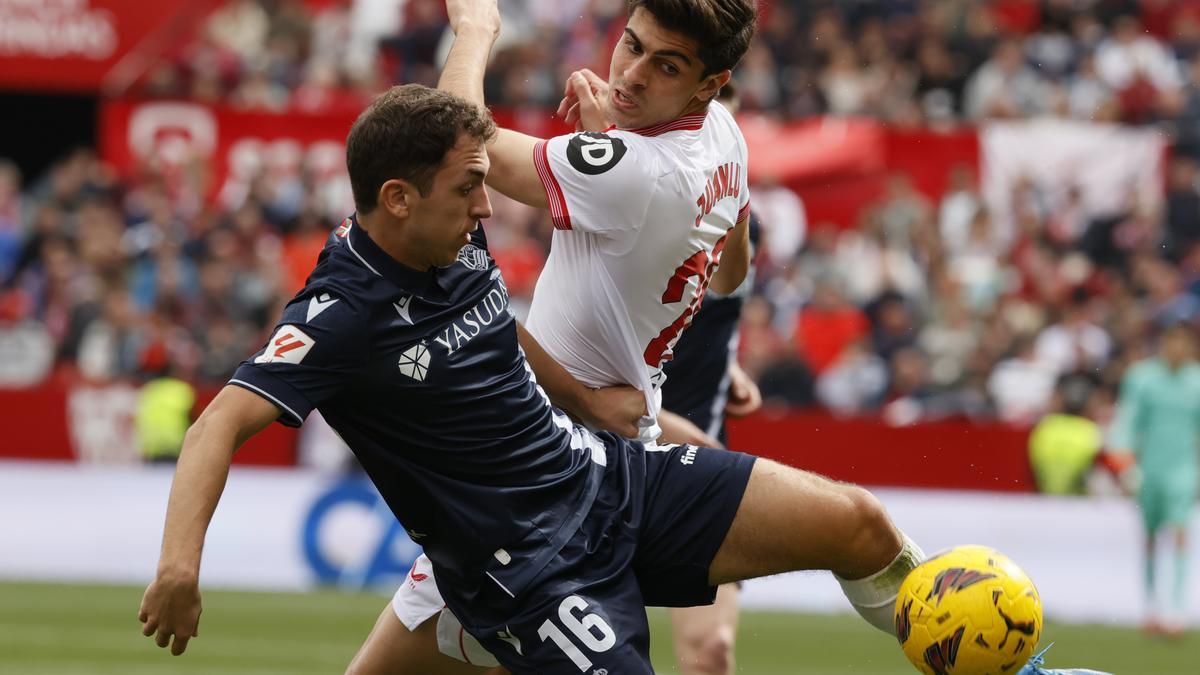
[348,1,757,672]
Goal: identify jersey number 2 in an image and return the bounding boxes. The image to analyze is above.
[537,595,617,671]
[643,234,729,367]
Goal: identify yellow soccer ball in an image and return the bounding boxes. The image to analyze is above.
[894,545,1043,675]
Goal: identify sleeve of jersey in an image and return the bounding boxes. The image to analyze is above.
[533,132,656,234]
[228,294,366,427]
[737,137,752,224]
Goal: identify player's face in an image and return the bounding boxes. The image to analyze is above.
[409,135,492,267]
[606,8,728,129]
[1162,329,1195,367]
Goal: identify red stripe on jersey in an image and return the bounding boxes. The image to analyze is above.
[534,140,572,230]
[737,201,751,223]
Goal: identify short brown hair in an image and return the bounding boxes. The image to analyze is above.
[628,0,757,77]
[346,84,497,213]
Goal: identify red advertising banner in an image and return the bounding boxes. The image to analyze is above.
[0,0,211,93]
[99,98,359,211]
[728,410,1035,492]
[0,377,296,465]
[0,375,1032,490]
[98,99,573,211]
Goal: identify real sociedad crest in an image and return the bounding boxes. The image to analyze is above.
[457,243,491,271]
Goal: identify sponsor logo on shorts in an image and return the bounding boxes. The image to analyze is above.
[680,447,698,465]
[497,627,522,655]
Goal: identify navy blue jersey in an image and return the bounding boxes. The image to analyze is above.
[660,213,761,440]
[230,216,606,603]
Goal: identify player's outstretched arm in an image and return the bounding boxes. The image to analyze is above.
[516,322,645,437]
[709,215,751,295]
[438,1,549,209]
[138,385,280,656]
[439,0,498,110]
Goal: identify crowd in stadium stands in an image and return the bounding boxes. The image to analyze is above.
[132,0,1200,132]
[5,0,1200,433]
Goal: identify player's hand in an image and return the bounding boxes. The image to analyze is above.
[583,384,646,438]
[724,362,762,418]
[139,573,202,656]
[658,409,723,448]
[557,69,611,132]
[445,0,500,37]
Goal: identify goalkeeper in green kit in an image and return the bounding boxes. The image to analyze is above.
[1111,322,1200,637]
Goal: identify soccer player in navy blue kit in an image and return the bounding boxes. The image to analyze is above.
[139,82,924,673]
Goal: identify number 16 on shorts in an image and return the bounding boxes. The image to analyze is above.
[537,595,616,671]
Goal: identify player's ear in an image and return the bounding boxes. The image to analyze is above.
[697,70,731,105]
[379,179,414,219]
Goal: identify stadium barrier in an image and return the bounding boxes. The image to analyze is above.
[0,379,1042,490]
[0,377,296,465]
[2,460,1195,625]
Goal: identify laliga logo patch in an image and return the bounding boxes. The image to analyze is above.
[457,243,491,271]
[255,325,314,364]
[566,132,627,175]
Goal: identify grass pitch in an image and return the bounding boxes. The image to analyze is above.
[0,581,1191,674]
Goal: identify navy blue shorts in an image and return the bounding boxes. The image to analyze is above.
[460,438,755,674]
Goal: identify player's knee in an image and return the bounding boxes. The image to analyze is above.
[842,485,901,571]
[680,626,735,675]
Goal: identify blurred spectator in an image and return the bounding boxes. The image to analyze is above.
[76,286,142,382]
[1163,155,1200,259]
[751,178,807,269]
[835,215,926,306]
[0,160,21,280]
[816,339,888,415]
[870,292,919,363]
[1034,289,1114,375]
[1094,14,1182,123]
[135,361,196,463]
[795,278,869,375]
[1028,373,1105,494]
[989,336,1059,423]
[964,37,1047,120]
[938,164,982,256]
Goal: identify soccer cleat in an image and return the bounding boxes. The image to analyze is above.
[1016,644,1113,675]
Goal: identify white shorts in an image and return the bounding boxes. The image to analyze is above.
[392,554,498,667]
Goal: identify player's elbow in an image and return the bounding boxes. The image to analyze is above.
[709,259,747,295]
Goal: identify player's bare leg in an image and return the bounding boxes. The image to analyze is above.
[669,583,739,675]
[707,458,921,632]
[345,604,508,675]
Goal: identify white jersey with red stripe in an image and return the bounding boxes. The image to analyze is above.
[527,101,750,441]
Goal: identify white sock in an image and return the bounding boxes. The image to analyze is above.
[835,531,925,634]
